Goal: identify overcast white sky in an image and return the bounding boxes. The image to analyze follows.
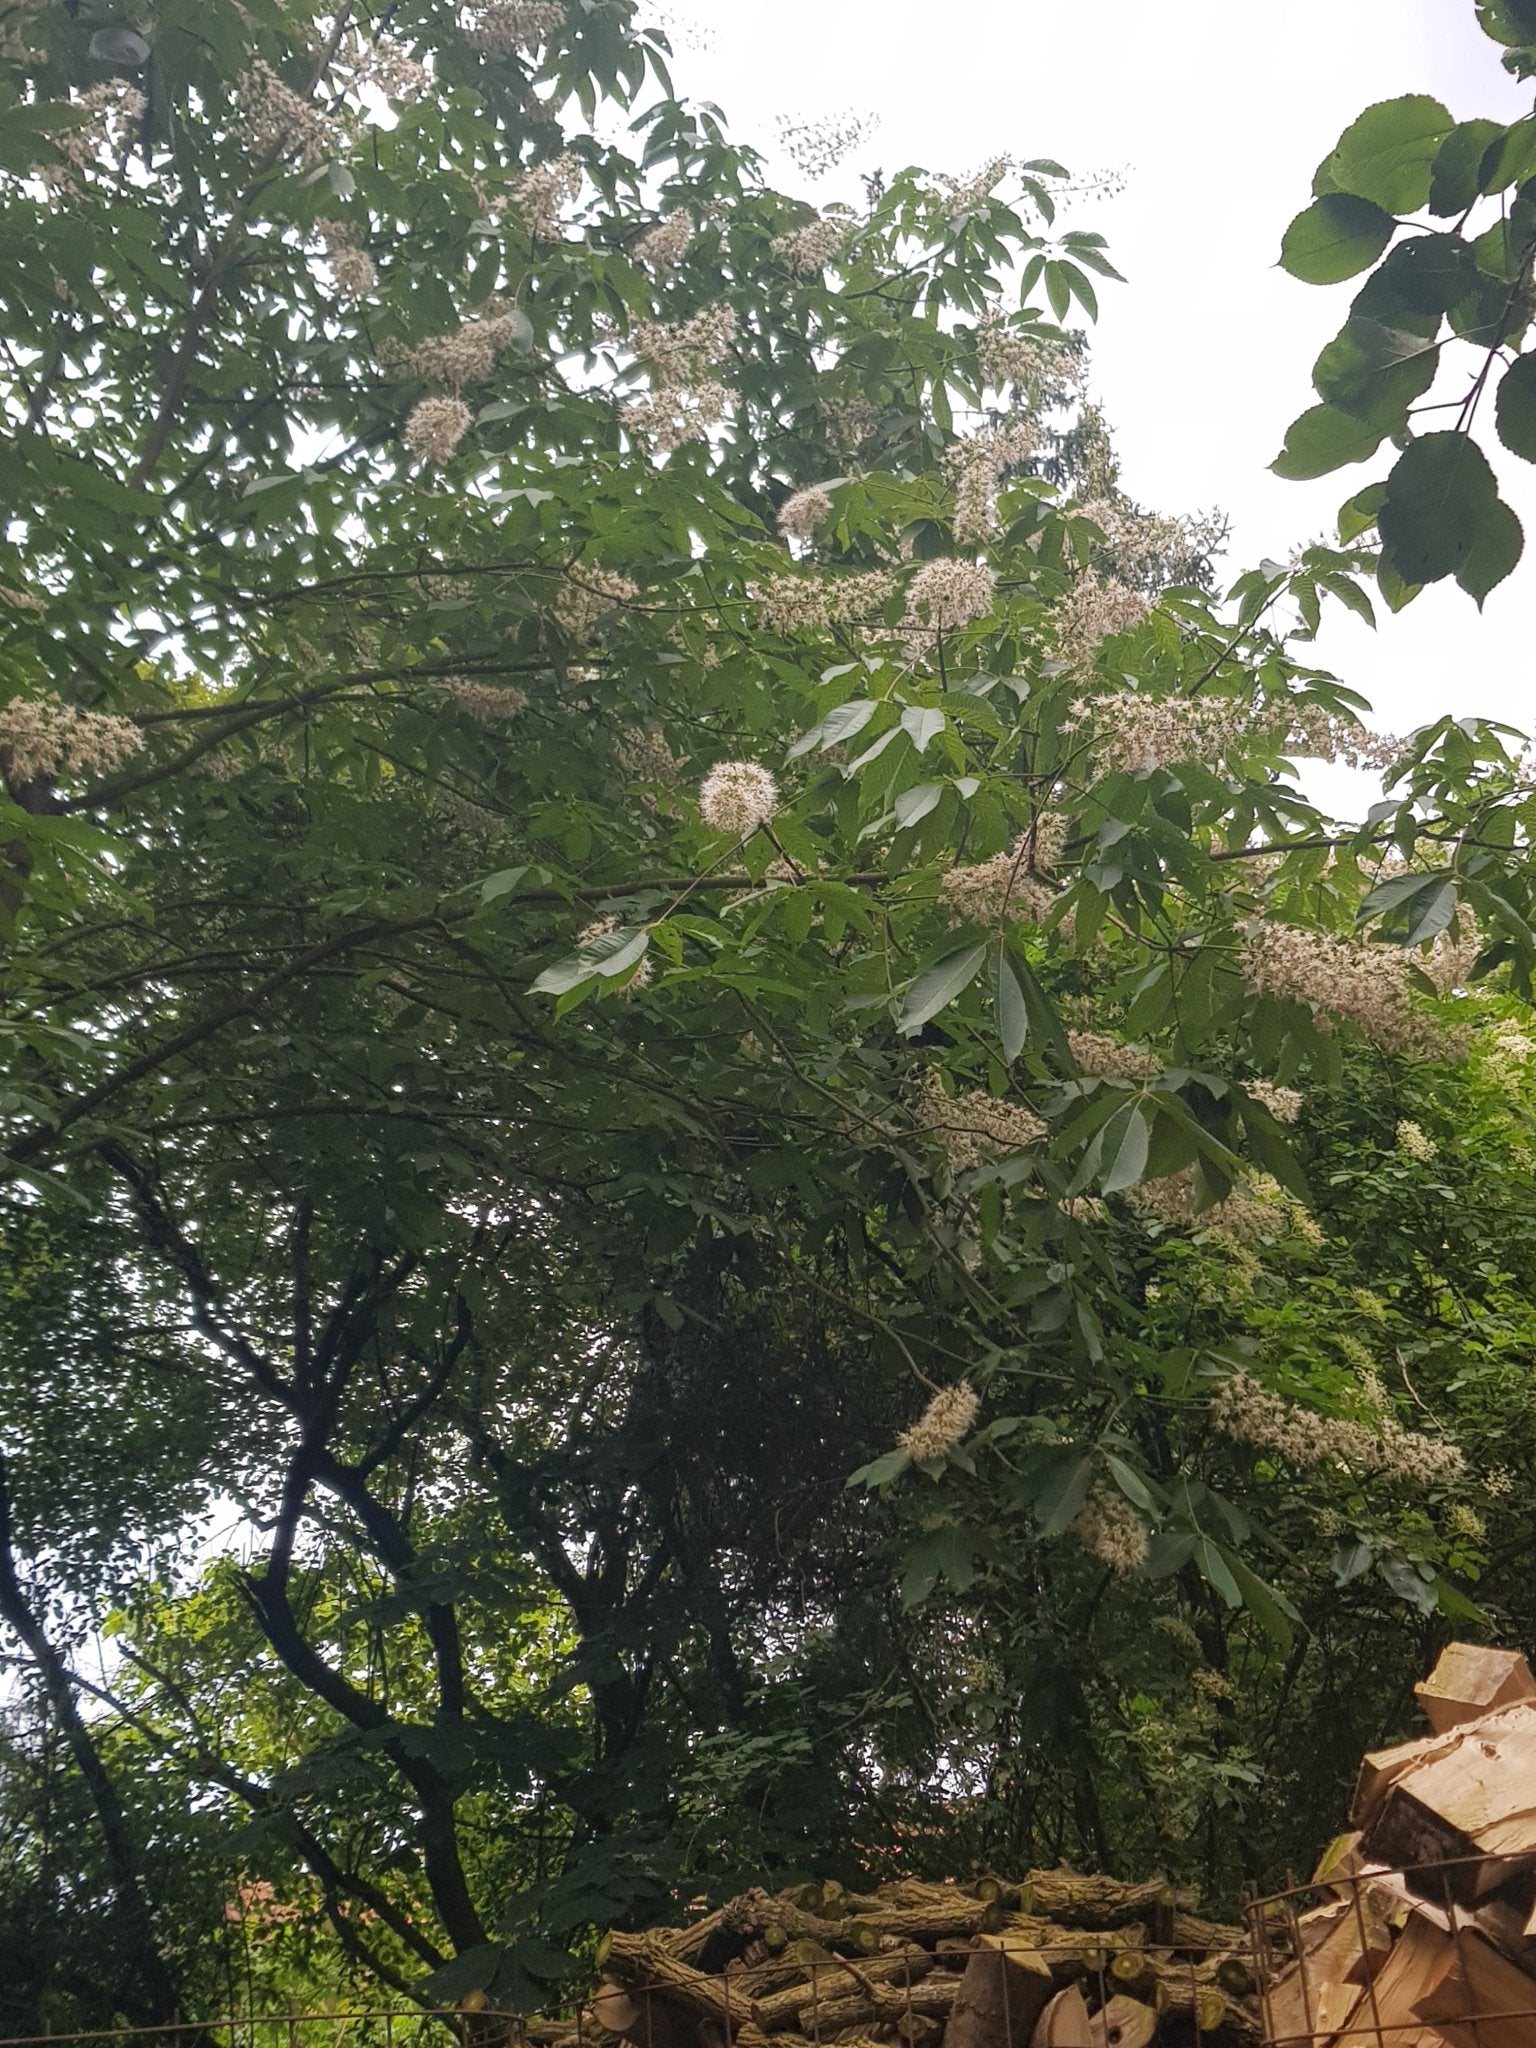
[665,0,1535,755]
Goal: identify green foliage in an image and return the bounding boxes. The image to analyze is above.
[3,0,1536,2020]
[1277,12,1536,601]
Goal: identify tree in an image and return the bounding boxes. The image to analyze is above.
[6,0,1536,2016]
[1274,0,1536,602]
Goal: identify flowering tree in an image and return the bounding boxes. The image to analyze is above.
[5,0,1536,2013]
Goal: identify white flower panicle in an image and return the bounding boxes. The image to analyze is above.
[778,486,833,543]
[1481,1020,1536,1089]
[626,306,738,453]
[902,559,996,658]
[1247,1080,1303,1123]
[237,61,340,166]
[1069,1030,1160,1083]
[821,397,881,452]
[1212,1369,1465,1486]
[977,314,1076,396]
[0,694,143,785]
[509,153,581,238]
[315,220,377,298]
[1282,704,1403,773]
[1129,1166,1321,1247]
[617,727,683,784]
[937,155,1011,212]
[898,1379,981,1461]
[1054,572,1150,674]
[432,676,528,720]
[393,301,525,390]
[1072,1484,1149,1573]
[1068,689,1249,779]
[554,568,639,641]
[917,1070,1047,1171]
[1396,1118,1438,1162]
[755,569,896,634]
[404,396,472,465]
[943,422,1040,545]
[772,215,846,275]
[941,839,1056,927]
[1240,921,1453,1059]
[362,39,429,99]
[463,2,565,55]
[635,207,693,271]
[699,761,778,837]
[776,110,876,179]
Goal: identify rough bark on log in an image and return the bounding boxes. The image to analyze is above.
[942,1937,1055,2048]
[753,1951,936,2031]
[794,1975,961,2036]
[1022,1876,1181,1933]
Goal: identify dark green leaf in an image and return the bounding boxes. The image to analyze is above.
[992,948,1028,1062]
[1377,432,1524,602]
[1327,95,1454,214]
[1098,1103,1150,1195]
[1428,119,1508,214]
[1279,195,1394,284]
[1496,351,1536,460]
[894,942,988,1035]
[1272,404,1385,481]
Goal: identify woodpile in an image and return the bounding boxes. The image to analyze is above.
[1254,1640,1536,2045]
[571,1872,1262,2048]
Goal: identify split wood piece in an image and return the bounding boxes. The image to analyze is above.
[1257,1898,1392,2048]
[1414,1643,1536,1735]
[793,1976,961,2038]
[1353,1862,1536,1971]
[1411,1926,1536,2048]
[1310,1832,1364,1896]
[753,1951,936,2031]
[942,1936,1056,2048]
[1030,1988,1092,2048]
[1359,1705,1536,1901]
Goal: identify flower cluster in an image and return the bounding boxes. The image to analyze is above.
[778,486,833,543]
[509,153,581,238]
[315,220,376,299]
[432,676,528,720]
[1211,1370,1465,1485]
[1068,688,1250,778]
[617,727,683,784]
[553,568,639,642]
[776,110,876,178]
[404,396,472,465]
[577,915,652,995]
[237,61,340,167]
[898,1379,980,1461]
[937,156,1011,213]
[1240,921,1451,1059]
[1074,497,1225,593]
[635,208,692,271]
[1396,1118,1438,1162]
[941,843,1057,926]
[0,694,143,785]
[698,760,778,837]
[977,314,1075,396]
[821,397,880,452]
[1481,1020,1536,1089]
[917,1070,1047,1171]
[1072,1484,1149,1573]
[463,2,565,55]
[1054,572,1150,674]
[1129,1166,1321,1247]
[393,302,525,390]
[1246,1080,1303,1123]
[755,569,896,634]
[38,81,145,190]
[1281,704,1403,773]
[772,215,846,275]
[943,422,1041,545]
[362,39,429,99]
[1069,1030,1160,1083]
[626,306,738,453]
[902,559,996,659]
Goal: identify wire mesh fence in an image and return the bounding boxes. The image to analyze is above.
[1244,1852,1536,2046]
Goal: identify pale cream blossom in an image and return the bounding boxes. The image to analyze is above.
[554,569,638,641]
[1212,1369,1465,1486]
[778,486,833,543]
[1072,1484,1149,1573]
[1069,1031,1159,1083]
[404,396,472,464]
[237,61,339,166]
[1241,921,1456,1060]
[917,1070,1047,1171]
[977,314,1077,396]
[902,559,996,658]
[463,2,564,56]
[898,1379,980,1461]
[698,761,778,837]
[617,727,683,784]
[1396,1118,1438,1162]
[509,153,581,238]
[635,208,692,271]
[1068,688,1249,778]
[755,569,896,634]
[1246,1081,1303,1124]
[1054,572,1149,673]
[943,422,1040,545]
[432,676,528,720]
[0,694,142,785]
[315,220,376,298]
[941,828,1062,927]
[772,215,846,275]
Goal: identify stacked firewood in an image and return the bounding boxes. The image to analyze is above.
[568,1870,1261,2048]
[1258,1641,1536,2046]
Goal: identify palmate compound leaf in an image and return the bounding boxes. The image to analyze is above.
[1377,431,1525,604]
[1279,194,1396,284]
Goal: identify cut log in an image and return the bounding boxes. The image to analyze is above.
[1029,1988,1091,2048]
[1411,1927,1536,2047]
[794,1975,961,2037]
[1415,1643,1536,1735]
[1086,1997,1154,2048]
[1024,1875,1180,1931]
[754,1952,935,2032]
[942,1937,1055,2048]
